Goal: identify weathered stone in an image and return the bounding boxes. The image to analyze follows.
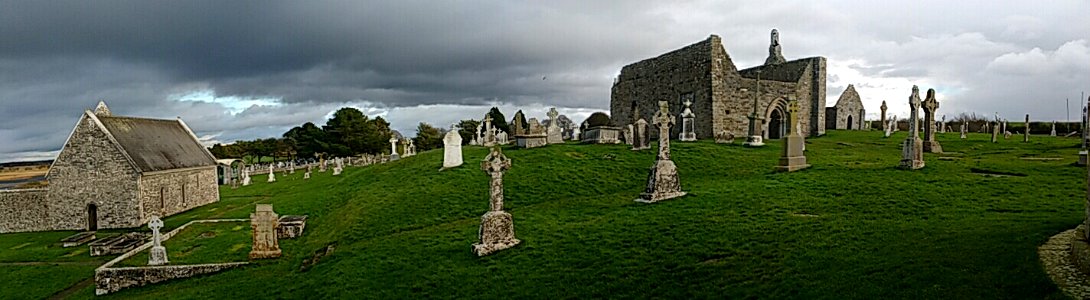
[715,130,735,144]
[277,215,307,239]
[61,231,96,247]
[546,108,563,144]
[637,101,687,203]
[899,86,925,170]
[249,204,281,259]
[960,122,967,139]
[777,97,810,172]
[622,124,634,145]
[825,84,865,130]
[267,165,276,182]
[389,137,400,161]
[89,233,144,256]
[679,98,697,141]
[632,118,651,150]
[879,100,888,129]
[482,114,497,147]
[473,147,519,256]
[148,216,168,266]
[921,88,942,153]
[1024,114,1030,142]
[443,126,464,169]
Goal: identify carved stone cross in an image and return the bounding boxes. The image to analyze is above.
[148,216,164,247]
[787,97,800,136]
[908,86,921,138]
[652,100,675,160]
[480,147,512,212]
[547,108,559,121]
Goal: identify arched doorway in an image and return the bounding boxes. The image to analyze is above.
[768,110,784,139]
[87,204,98,231]
[847,115,854,130]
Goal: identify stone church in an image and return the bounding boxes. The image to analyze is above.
[610,29,827,139]
[825,84,866,130]
[0,101,219,233]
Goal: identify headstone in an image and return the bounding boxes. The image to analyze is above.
[482,114,497,147]
[389,137,400,161]
[991,120,1000,143]
[249,204,282,259]
[1004,131,1012,139]
[1052,121,1057,136]
[623,124,634,145]
[267,165,276,182]
[679,99,697,141]
[1002,121,1007,134]
[1024,114,1030,142]
[319,158,326,172]
[443,125,464,169]
[637,101,687,203]
[472,147,520,256]
[883,119,892,138]
[512,110,527,135]
[497,130,509,145]
[516,118,548,148]
[242,170,251,186]
[939,115,946,133]
[148,216,168,266]
[332,166,341,176]
[777,97,810,172]
[879,100,888,128]
[303,171,310,179]
[546,108,563,144]
[715,130,735,144]
[632,118,651,150]
[921,88,942,153]
[289,161,295,174]
[899,86,925,170]
[960,122,967,139]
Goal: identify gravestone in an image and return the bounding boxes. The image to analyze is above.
[242,170,251,186]
[303,170,310,179]
[267,165,276,182]
[960,122,967,139]
[637,101,687,203]
[389,137,400,161]
[332,166,341,176]
[939,115,946,133]
[991,120,999,143]
[546,108,563,144]
[289,161,295,174]
[1024,114,1030,142]
[249,204,282,259]
[632,118,650,150]
[679,99,697,141]
[482,114,497,147]
[879,100,888,128]
[921,88,942,153]
[497,130,508,145]
[516,118,548,148]
[777,97,810,172]
[623,124,634,145]
[715,130,735,144]
[472,147,520,256]
[319,158,326,172]
[899,86,925,170]
[1002,121,1008,134]
[443,125,464,169]
[148,216,168,266]
[1052,121,1057,136]
[883,119,892,138]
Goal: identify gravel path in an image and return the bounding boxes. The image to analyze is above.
[1039,228,1090,299]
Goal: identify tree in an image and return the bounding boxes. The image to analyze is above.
[283,122,329,159]
[361,116,393,154]
[413,122,444,151]
[323,108,371,156]
[457,119,480,145]
[485,107,509,135]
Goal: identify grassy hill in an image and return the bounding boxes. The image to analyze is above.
[3,130,1085,299]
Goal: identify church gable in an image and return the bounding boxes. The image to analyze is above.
[834,84,863,108]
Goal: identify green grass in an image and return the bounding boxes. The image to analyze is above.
[2,130,1085,299]
[114,222,251,267]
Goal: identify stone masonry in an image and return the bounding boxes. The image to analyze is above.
[825,84,865,130]
[611,30,827,140]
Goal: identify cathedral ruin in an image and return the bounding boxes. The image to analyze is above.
[611,29,827,139]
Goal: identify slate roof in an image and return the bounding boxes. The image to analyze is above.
[97,116,216,172]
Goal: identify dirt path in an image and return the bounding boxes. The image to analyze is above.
[48,278,94,300]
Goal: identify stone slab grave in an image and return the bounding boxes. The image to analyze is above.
[776,97,810,172]
[277,215,308,239]
[473,146,520,256]
[516,118,549,148]
[89,233,146,256]
[250,204,282,259]
[637,101,687,203]
[61,231,96,247]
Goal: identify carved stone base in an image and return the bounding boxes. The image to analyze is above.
[776,135,809,172]
[636,159,686,203]
[923,140,943,153]
[516,135,548,149]
[390,153,400,161]
[249,249,282,259]
[473,211,520,256]
[1078,151,1087,166]
[899,137,925,170]
[148,246,169,266]
[679,132,696,142]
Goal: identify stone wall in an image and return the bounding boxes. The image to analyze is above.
[0,189,49,233]
[138,166,219,220]
[611,35,826,139]
[828,85,865,130]
[47,113,142,231]
[95,263,248,295]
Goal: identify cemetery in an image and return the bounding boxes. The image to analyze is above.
[0,126,1087,298]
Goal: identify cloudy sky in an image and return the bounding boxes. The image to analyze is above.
[2,0,1088,162]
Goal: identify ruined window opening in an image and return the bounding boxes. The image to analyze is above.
[159,187,166,215]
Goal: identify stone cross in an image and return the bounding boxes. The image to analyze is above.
[880,100,888,127]
[148,216,168,265]
[481,147,512,212]
[1024,114,1030,142]
[249,204,282,259]
[921,88,942,153]
[909,88,921,139]
[899,86,925,170]
[547,108,559,124]
[653,100,676,160]
[483,114,493,132]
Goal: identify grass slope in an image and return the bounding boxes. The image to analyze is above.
[3,130,1084,299]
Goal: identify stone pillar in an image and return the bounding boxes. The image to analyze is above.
[960,122,967,139]
[899,86,925,170]
[473,147,520,256]
[148,217,168,266]
[879,100,888,130]
[1024,114,1030,142]
[921,89,942,153]
[249,204,281,259]
[776,97,810,172]
[1052,121,1057,136]
[637,101,687,203]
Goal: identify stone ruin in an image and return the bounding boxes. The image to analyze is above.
[899,86,925,170]
[636,101,687,203]
[472,147,520,256]
[511,111,547,148]
[776,97,810,172]
[250,204,282,259]
[921,88,943,153]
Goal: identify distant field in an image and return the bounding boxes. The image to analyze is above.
[0,166,48,182]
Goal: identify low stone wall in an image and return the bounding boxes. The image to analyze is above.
[95,218,249,295]
[0,188,50,233]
